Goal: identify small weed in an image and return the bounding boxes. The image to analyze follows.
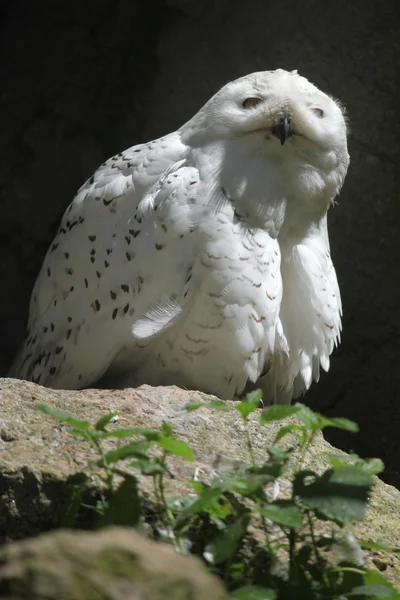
[35,392,400,599]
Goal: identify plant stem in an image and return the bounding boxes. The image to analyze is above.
[298,431,316,470]
[333,567,366,575]
[245,421,272,550]
[245,425,256,468]
[90,435,114,491]
[86,433,115,513]
[288,528,296,581]
[307,510,321,566]
[158,452,184,554]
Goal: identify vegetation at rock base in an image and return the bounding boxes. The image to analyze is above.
[35,392,400,600]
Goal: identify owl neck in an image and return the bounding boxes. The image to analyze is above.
[193,139,336,242]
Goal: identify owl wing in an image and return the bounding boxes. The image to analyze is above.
[28,132,186,327]
[270,216,342,402]
[10,132,204,388]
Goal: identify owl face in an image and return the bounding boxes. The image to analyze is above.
[183,69,349,183]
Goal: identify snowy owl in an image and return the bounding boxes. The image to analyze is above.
[10,69,349,403]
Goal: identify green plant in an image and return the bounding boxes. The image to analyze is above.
[35,393,400,600]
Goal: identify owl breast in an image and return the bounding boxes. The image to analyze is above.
[112,200,283,399]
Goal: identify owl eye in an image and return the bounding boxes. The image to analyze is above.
[242,97,263,109]
[311,107,324,118]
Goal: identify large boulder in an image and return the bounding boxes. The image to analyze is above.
[0,527,228,600]
[1,378,399,586]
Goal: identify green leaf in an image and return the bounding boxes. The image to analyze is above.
[359,458,385,475]
[328,453,361,468]
[206,515,249,564]
[166,495,192,511]
[183,400,205,412]
[206,400,231,411]
[100,474,140,527]
[360,569,400,599]
[360,540,400,553]
[235,390,263,419]
[189,484,233,522]
[94,412,118,431]
[347,585,393,597]
[183,399,230,413]
[259,404,301,424]
[89,427,161,440]
[315,535,336,550]
[161,422,173,437]
[274,423,308,444]
[227,561,246,580]
[125,428,162,441]
[294,466,373,523]
[329,454,384,475]
[267,446,291,462]
[252,462,285,480]
[260,500,303,529]
[205,497,233,520]
[324,416,359,432]
[295,405,321,429]
[231,586,276,600]
[155,437,194,461]
[130,459,166,475]
[176,487,223,523]
[296,405,359,433]
[191,480,205,494]
[97,440,150,466]
[35,404,91,430]
[217,471,275,495]
[248,447,291,479]
[61,481,87,528]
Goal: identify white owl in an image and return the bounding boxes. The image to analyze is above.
[10,69,349,403]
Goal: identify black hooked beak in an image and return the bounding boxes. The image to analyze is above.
[271,115,292,145]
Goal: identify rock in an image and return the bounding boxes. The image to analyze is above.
[0,526,228,600]
[1,378,400,586]
[1,0,400,486]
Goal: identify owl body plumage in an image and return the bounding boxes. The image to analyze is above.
[11,69,349,402]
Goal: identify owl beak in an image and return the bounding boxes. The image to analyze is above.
[271,116,292,145]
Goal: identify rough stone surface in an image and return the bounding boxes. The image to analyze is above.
[1,378,400,586]
[0,526,228,600]
[1,0,399,483]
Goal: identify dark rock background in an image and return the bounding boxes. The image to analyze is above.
[1,1,399,484]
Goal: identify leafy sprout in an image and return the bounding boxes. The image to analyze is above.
[35,392,399,599]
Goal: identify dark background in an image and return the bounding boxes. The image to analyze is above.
[1,0,399,485]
